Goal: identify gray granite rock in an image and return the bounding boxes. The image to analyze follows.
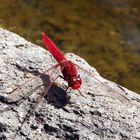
[0,28,140,140]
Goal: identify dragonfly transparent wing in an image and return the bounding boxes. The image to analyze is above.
[5,63,60,104]
[11,64,62,139]
[73,63,132,106]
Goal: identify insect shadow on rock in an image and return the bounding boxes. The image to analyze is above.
[33,72,71,108]
[46,83,71,108]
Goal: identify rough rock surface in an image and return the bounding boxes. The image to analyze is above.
[0,28,140,140]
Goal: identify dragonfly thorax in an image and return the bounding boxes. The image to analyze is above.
[60,61,82,90]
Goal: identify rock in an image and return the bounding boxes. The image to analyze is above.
[0,28,140,140]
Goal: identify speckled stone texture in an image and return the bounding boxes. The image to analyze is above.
[0,28,140,140]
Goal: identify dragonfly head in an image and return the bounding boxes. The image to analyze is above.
[68,75,82,90]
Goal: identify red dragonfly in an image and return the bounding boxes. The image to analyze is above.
[41,32,82,92]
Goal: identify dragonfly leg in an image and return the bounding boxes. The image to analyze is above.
[56,75,70,92]
[77,89,87,98]
[58,75,65,80]
[65,86,69,93]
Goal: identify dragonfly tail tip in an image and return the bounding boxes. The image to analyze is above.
[41,32,46,37]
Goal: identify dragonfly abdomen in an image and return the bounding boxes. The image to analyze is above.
[41,32,66,63]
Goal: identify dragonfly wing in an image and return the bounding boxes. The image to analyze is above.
[73,62,132,106]
[12,66,61,139]
[23,75,59,118]
[5,63,60,104]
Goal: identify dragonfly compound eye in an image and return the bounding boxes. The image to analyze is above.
[77,77,82,84]
[69,77,82,90]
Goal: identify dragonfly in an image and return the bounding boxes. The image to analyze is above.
[41,32,82,92]
[8,32,132,139]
